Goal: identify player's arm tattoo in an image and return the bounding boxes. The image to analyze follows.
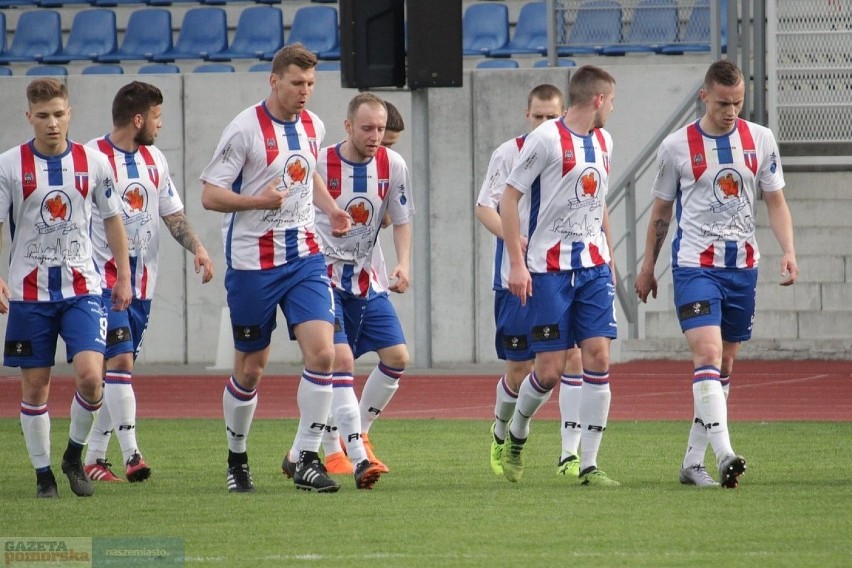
[163,211,203,254]
[651,218,670,263]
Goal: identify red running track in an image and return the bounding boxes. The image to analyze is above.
[0,360,849,421]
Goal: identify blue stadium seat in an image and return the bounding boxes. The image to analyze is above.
[138,63,180,74]
[99,9,173,63]
[558,0,622,56]
[152,7,227,62]
[95,0,146,6]
[25,65,68,76]
[206,6,283,61]
[0,10,62,64]
[489,2,547,57]
[0,13,6,56]
[42,9,117,64]
[601,0,678,55]
[147,0,196,6]
[248,62,272,72]
[462,3,510,57]
[193,63,235,73]
[0,0,37,7]
[36,0,89,7]
[284,5,339,59]
[533,58,577,67]
[660,0,727,54]
[0,67,13,76]
[82,64,125,74]
[476,58,519,69]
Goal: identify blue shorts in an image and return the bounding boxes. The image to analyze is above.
[333,289,405,359]
[527,264,617,353]
[102,289,152,360]
[225,254,335,352]
[493,289,534,362]
[672,267,757,342]
[4,295,107,368]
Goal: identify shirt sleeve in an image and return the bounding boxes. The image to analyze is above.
[387,151,414,225]
[91,152,123,219]
[757,128,785,193]
[476,141,512,209]
[199,119,249,189]
[505,128,553,195]
[650,137,679,202]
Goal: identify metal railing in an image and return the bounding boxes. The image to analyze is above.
[605,81,704,338]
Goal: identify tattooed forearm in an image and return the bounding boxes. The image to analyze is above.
[651,218,669,263]
[163,211,202,254]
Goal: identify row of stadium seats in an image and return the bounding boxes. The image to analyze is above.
[0,5,338,65]
[0,0,334,7]
[0,60,341,75]
[465,0,727,58]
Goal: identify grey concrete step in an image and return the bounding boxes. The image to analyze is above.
[756,226,852,256]
[620,337,852,361]
[782,172,852,200]
[755,198,850,227]
[757,254,847,283]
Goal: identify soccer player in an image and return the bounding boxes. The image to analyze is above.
[294,93,414,484]
[634,59,797,489]
[477,84,603,479]
[316,96,411,476]
[499,66,620,486]
[200,44,351,494]
[83,81,214,484]
[0,78,132,498]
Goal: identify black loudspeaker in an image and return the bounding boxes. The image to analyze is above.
[339,0,406,89]
[406,0,463,89]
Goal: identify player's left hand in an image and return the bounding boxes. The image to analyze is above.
[330,208,351,237]
[0,278,10,315]
[194,245,214,284]
[779,253,798,286]
[388,266,409,294]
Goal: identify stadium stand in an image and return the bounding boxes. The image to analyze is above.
[193,62,235,72]
[82,64,125,74]
[41,9,117,63]
[489,1,547,57]
[151,7,227,62]
[462,2,510,57]
[0,67,13,76]
[533,58,576,67]
[206,6,284,61]
[476,58,519,69]
[98,9,173,63]
[284,5,339,59]
[660,0,727,54]
[0,10,62,64]
[601,0,678,55]
[558,0,623,56]
[25,64,67,75]
[138,62,180,73]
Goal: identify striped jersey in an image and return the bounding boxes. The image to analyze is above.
[316,144,414,297]
[652,118,785,269]
[88,135,184,299]
[0,140,121,301]
[476,135,526,290]
[506,119,613,273]
[200,102,325,270]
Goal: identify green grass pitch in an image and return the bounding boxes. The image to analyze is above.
[1,418,850,567]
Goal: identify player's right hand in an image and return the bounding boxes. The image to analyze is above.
[257,177,288,210]
[0,278,9,315]
[634,269,657,303]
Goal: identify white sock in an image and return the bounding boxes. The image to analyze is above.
[579,370,611,472]
[684,375,730,468]
[290,369,333,457]
[692,366,734,465]
[20,402,51,470]
[85,398,112,465]
[223,376,257,454]
[103,371,139,463]
[359,362,403,433]
[321,414,342,456]
[508,372,553,442]
[331,373,367,463]
[559,373,583,459]
[69,391,102,446]
[492,376,518,441]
